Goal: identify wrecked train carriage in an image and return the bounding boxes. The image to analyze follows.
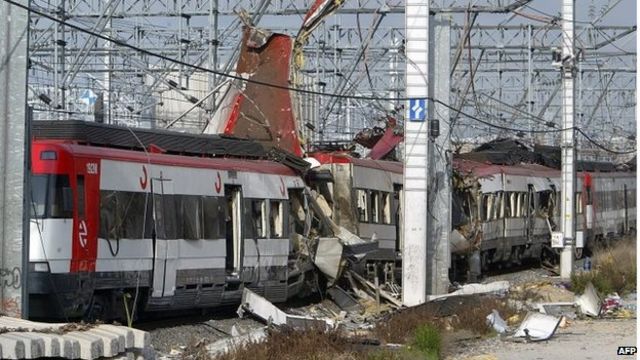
[451,159,636,274]
[306,152,636,281]
[29,120,318,320]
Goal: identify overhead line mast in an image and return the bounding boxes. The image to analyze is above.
[560,0,576,279]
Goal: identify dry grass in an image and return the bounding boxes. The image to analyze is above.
[374,295,519,344]
[572,236,636,296]
[213,327,359,360]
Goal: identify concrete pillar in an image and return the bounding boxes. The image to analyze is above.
[402,0,430,307]
[0,0,30,317]
[427,15,451,295]
[560,0,576,279]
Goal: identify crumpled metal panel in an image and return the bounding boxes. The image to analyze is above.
[366,127,403,160]
[223,27,303,157]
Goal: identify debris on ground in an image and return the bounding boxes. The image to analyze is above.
[485,310,509,334]
[206,326,268,357]
[512,312,562,341]
[237,288,335,330]
[535,302,577,319]
[428,281,510,301]
[602,293,622,314]
[575,282,601,317]
[512,281,575,303]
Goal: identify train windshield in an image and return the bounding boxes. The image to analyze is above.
[30,174,73,219]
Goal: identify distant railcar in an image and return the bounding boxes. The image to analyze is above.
[29,136,309,319]
[308,153,636,280]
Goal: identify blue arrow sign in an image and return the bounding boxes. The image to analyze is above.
[409,98,426,122]
[80,89,97,106]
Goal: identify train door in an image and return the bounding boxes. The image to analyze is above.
[393,184,403,253]
[225,185,243,275]
[150,175,178,298]
[72,158,100,273]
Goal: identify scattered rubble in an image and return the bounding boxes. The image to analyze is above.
[206,326,268,357]
[512,312,561,342]
[237,288,335,330]
[428,281,510,301]
[485,310,508,334]
[575,282,601,317]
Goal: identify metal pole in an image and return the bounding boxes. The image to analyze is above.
[59,0,66,114]
[560,0,576,279]
[402,0,429,307]
[0,0,30,318]
[208,0,218,112]
[527,24,533,137]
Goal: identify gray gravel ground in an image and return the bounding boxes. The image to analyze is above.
[136,314,263,354]
[445,318,637,360]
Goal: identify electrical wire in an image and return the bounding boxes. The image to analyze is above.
[6,0,636,154]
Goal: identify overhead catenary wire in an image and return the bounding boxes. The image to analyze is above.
[6,0,636,155]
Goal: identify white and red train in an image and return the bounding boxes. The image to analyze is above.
[29,121,310,319]
[28,121,635,319]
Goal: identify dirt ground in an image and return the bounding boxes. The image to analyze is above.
[445,318,637,360]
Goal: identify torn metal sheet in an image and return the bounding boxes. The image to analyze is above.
[306,187,377,257]
[428,281,510,301]
[215,26,303,156]
[513,312,562,341]
[327,286,363,313]
[575,282,601,317]
[314,237,344,281]
[238,288,334,330]
[536,302,577,319]
[366,126,403,160]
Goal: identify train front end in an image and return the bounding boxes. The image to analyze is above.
[29,141,93,319]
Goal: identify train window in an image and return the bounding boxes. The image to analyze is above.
[180,195,202,240]
[100,191,122,239]
[382,193,392,224]
[77,175,85,218]
[538,190,554,218]
[370,191,380,223]
[122,192,153,239]
[504,192,513,218]
[153,192,177,239]
[496,192,504,219]
[30,175,48,218]
[575,192,583,215]
[202,196,223,239]
[270,200,284,238]
[356,189,368,222]
[49,175,73,218]
[249,199,266,238]
[481,194,492,221]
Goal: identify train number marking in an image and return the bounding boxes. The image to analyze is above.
[86,163,98,174]
[140,165,148,190]
[214,172,222,193]
[78,220,88,248]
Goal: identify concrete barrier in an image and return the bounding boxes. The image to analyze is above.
[0,316,153,359]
